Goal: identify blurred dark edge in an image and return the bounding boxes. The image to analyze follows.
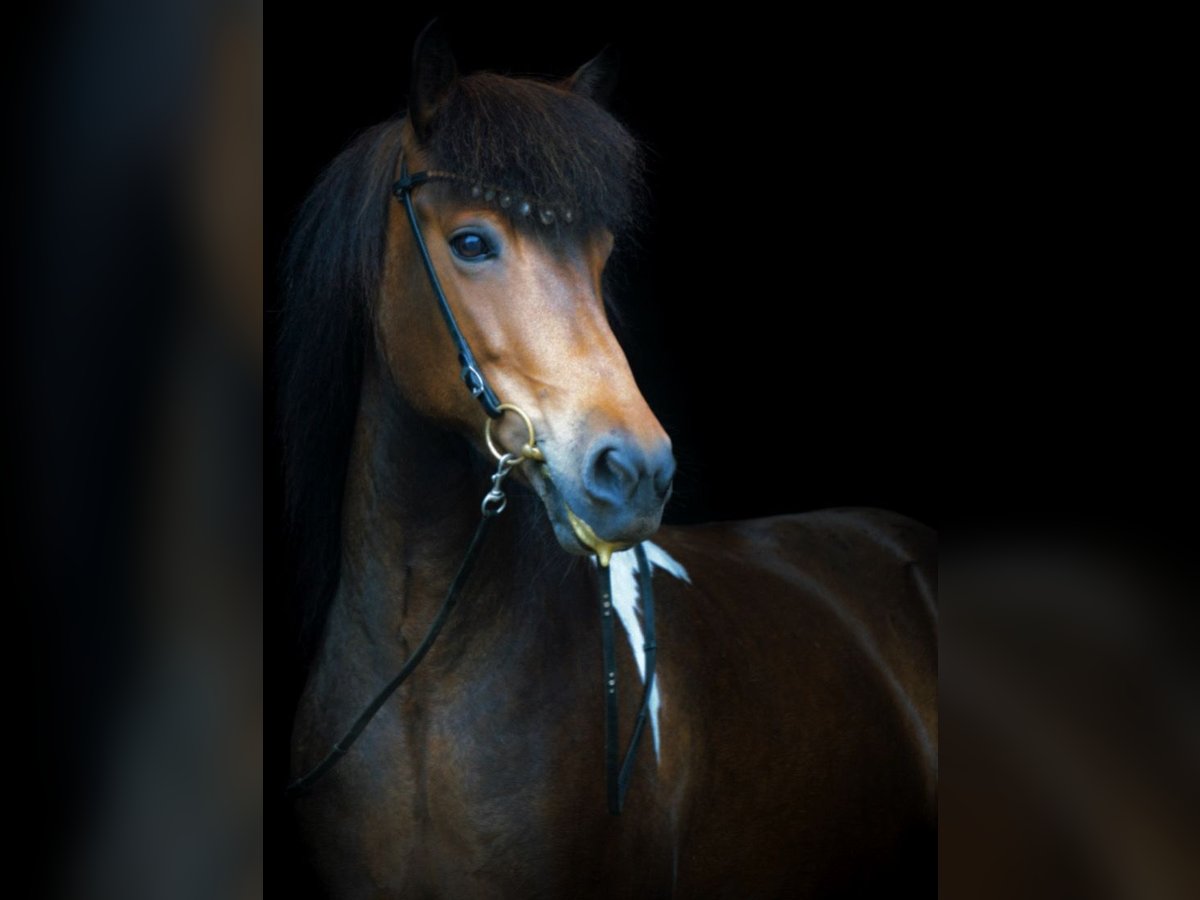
[6,0,262,896]
[4,3,1195,899]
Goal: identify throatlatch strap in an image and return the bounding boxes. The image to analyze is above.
[598,544,659,815]
[393,160,502,418]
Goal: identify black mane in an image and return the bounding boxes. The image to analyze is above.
[278,72,643,659]
[277,117,402,655]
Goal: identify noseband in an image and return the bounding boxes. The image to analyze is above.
[286,152,658,816]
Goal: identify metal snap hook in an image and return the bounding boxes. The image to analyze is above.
[484,403,545,463]
[481,452,523,516]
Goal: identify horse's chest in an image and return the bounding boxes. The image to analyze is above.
[380,685,644,895]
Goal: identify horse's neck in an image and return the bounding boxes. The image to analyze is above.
[330,356,565,673]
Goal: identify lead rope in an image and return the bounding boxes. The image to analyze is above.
[285,452,523,799]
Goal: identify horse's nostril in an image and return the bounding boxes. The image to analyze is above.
[584,438,675,508]
[586,445,638,504]
[602,448,637,488]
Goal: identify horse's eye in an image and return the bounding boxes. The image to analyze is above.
[450,232,492,261]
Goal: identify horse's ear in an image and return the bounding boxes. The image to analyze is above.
[565,45,620,107]
[409,20,457,142]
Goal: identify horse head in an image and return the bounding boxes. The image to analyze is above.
[380,24,674,561]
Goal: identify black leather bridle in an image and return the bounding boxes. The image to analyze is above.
[286,154,658,816]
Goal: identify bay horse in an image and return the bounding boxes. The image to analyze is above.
[282,25,937,898]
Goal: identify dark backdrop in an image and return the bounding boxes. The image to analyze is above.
[269,11,940,893]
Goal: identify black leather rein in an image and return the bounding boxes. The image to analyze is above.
[286,155,657,816]
[598,543,659,814]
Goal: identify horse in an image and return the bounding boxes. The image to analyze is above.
[281,24,937,898]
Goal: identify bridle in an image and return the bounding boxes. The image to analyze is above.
[286,152,658,816]
[391,159,503,419]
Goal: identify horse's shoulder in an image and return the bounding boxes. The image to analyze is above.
[649,508,937,633]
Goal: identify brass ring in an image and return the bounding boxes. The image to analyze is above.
[484,403,545,462]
